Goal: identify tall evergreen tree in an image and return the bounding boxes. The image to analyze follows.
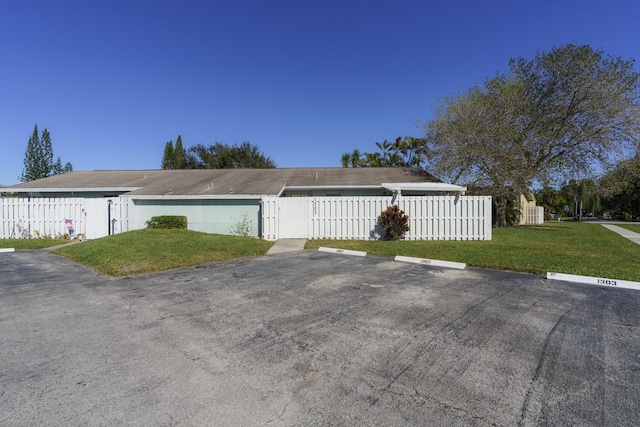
[21,125,44,182]
[20,124,73,182]
[41,129,54,177]
[52,157,63,175]
[161,140,175,169]
[174,135,186,169]
[161,135,187,169]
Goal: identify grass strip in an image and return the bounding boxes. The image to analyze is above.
[0,238,69,250]
[306,222,640,281]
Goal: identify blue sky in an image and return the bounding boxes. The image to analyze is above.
[1,0,639,185]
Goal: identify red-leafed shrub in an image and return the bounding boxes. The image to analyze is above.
[378,205,409,240]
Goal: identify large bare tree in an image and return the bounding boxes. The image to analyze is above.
[423,44,640,226]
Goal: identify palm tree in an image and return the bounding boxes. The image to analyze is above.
[341,149,364,167]
[340,153,350,168]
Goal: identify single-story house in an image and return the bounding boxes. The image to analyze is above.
[0,168,493,240]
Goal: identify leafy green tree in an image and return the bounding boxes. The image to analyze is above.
[20,124,71,182]
[563,179,600,220]
[534,185,569,218]
[423,44,640,227]
[599,154,640,217]
[185,141,275,169]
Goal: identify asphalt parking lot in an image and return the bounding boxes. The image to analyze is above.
[1,250,639,426]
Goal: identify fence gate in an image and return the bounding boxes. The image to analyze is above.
[276,197,310,238]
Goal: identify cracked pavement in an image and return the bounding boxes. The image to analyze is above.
[1,249,639,426]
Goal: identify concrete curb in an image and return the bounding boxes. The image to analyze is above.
[547,272,640,291]
[394,255,466,270]
[318,247,367,257]
[318,247,466,270]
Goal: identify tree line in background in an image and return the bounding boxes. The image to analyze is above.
[161,135,276,169]
[20,124,73,182]
[535,154,640,221]
[342,44,640,226]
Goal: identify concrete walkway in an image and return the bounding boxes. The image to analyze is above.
[601,224,640,245]
[267,238,307,255]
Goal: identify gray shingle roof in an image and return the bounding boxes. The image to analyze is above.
[1,168,442,196]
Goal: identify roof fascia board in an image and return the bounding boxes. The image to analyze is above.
[121,194,264,200]
[0,187,141,193]
[276,183,287,197]
[381,182,467,192]
[284,185,383,191]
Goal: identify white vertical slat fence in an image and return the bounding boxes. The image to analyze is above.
[0,197,133,240]
[262,195,492,241]
[522,206,544,225]
[3,195,493,241]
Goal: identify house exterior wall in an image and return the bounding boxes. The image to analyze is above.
[519,194,544,225]
[131,199,261,236]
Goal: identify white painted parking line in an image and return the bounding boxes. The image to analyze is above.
[0,248,16,253]
[547,272,640,291]
[394,255,466,270]
[318,247,367,257]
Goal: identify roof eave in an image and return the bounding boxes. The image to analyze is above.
[120,194,265,200]
[381,182,467,193]
[0,187,141,193]
[284,185,384,191]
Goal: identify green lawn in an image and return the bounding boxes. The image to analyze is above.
[306,222,640,281]
[53,229,273,276]
[0,238,69,250]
